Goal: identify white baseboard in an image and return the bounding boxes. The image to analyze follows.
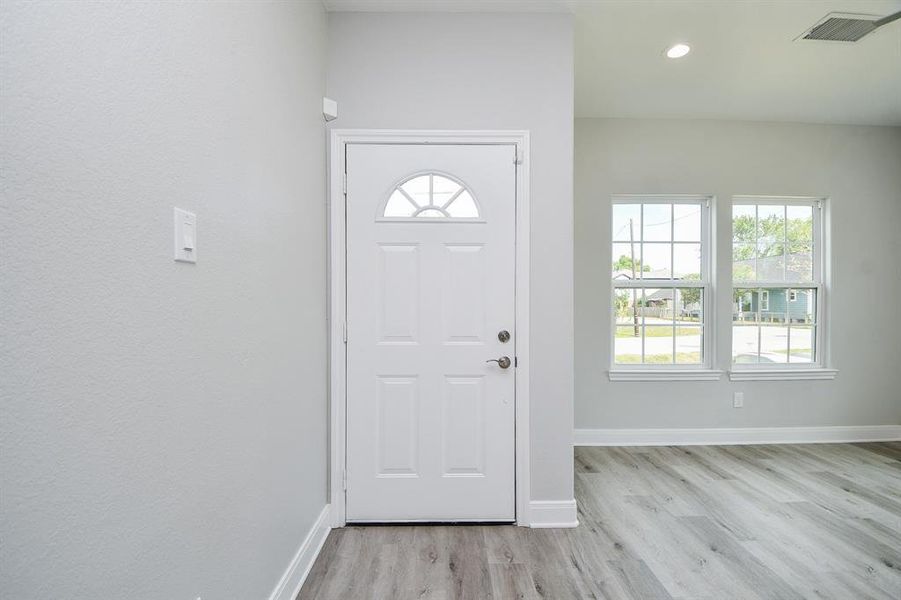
[269,504,331,600]
[574,425,901,447]
[528,499,578,528]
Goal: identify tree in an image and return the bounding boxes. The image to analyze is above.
[679,273,701,306]
[732,211,813,278]
[732,213,812,258]
[732,264,755,283]
[614,290,631,317]
[612,255,651,273]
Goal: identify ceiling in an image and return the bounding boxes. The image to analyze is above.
[575,1,901,125]
[324,0,901,126]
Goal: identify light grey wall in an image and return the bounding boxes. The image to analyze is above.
[575,118,901,430]
[1,2,328,598]
[328,12,575,503]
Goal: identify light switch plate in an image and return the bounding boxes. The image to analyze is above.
[174,207,197,263]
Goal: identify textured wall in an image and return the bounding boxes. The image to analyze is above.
[327,12,575,504]
[0,2,328,598]
[575,118,901,430]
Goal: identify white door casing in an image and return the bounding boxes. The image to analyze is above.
[345,143,517,522]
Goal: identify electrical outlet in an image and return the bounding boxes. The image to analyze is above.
[733,392,744,408]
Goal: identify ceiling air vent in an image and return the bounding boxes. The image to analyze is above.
[798,11,901,42]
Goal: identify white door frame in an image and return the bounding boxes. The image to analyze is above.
[328,130,531,527]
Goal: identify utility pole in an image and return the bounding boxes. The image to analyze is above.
[629,218,639,337]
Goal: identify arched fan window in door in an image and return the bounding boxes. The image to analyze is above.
[382,173,480,219]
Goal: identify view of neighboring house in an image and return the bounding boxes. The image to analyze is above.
[734,288,814,322]
[732,253,815,323]
[613,268,674,281]
[612,269,702,320]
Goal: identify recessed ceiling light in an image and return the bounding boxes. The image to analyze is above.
[666,43,691,59]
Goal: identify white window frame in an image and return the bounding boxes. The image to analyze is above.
[608,195,721,382]
[729,196,836,381]
[759,290,769,311]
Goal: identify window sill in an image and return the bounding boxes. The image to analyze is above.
[608,369,723,382]
[728,368,838,381]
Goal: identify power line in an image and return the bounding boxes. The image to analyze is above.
[613,209,700,239]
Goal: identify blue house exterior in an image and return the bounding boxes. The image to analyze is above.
[735,289,813,323]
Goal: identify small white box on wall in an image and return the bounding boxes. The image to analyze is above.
[323,97,338,122]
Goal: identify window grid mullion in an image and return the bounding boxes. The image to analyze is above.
[671,295,676,365]
[786,287,792,364]
[670,203,675,283]
[639,204,644,281]
[640,289,646,363]
[753,204,758,282]
[615,281,706,288]
[782,204,788,282]
[733,282,815,289]
[756,291,762,362]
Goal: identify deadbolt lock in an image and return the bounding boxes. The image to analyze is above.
[498,330,511,343]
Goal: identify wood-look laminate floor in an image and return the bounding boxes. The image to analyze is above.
[298,443,901,599]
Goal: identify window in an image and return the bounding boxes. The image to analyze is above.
[611,196,712,374]
[731,198,826,370]
[382,173,480,219]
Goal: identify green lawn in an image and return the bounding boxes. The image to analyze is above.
[615,326,701,338]
[615,352,702,364]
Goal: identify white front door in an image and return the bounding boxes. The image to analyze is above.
[345,143,517,522]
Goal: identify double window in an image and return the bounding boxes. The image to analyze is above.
[609,196,831,380]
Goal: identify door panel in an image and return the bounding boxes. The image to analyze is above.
[375,376,419,476]
[442,244,486,344]
[441,376,486,476]
[345,143,516,522]
[376,244,420,344]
